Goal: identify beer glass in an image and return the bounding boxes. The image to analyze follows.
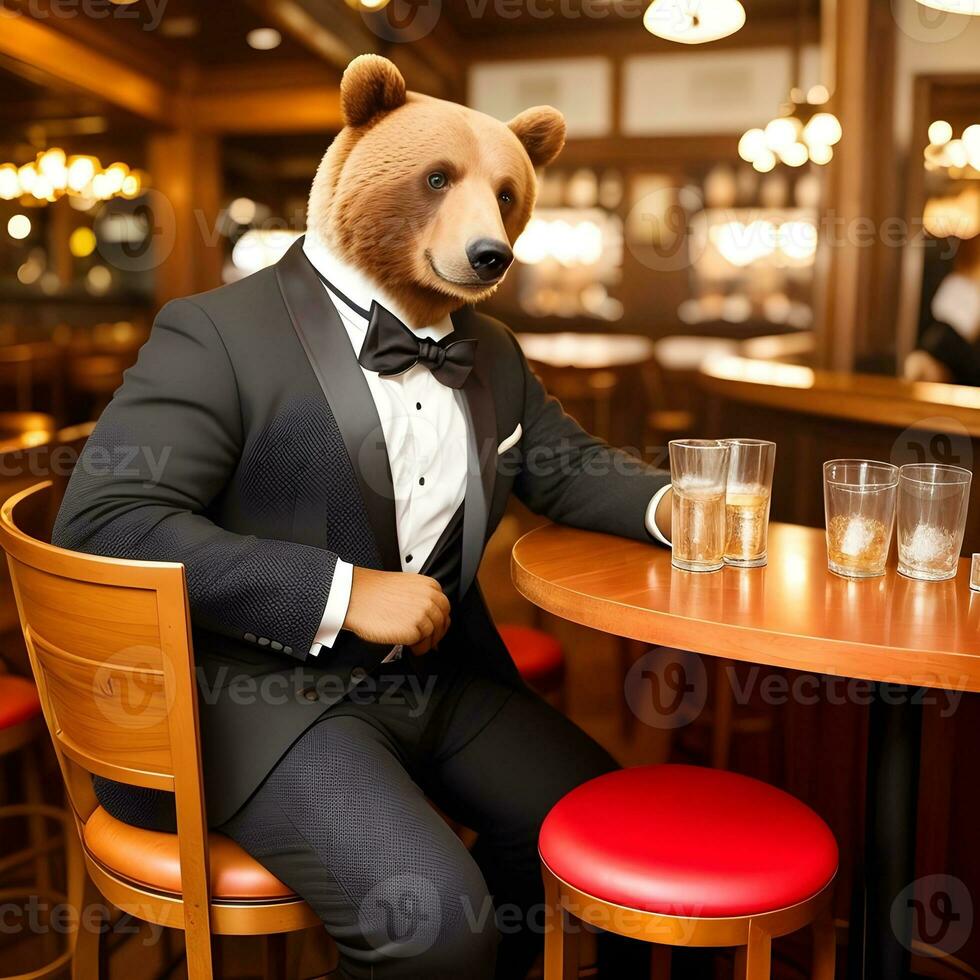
[669,439,730,572]
[823,460,898,579]
[722,439,776,567]
[897,464,971,581]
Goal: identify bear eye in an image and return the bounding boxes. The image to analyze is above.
[427,172,448,190]
[499,190,514,205]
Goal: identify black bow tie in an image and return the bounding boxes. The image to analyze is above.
[315,270,477,389]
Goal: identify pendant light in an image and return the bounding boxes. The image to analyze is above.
[643,0,746,44]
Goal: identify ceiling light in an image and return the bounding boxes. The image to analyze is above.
[247,28,282,50]
[643,0,746,44]
[915,0,980,13]
[8,214,32,240]
[738,129,766,163]
[928,120,953,146]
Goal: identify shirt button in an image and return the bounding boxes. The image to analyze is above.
[406,554,413,563]
[416,402,422,410]
[419,477,425,486]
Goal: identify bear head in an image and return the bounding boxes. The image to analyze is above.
[308,54,566,327]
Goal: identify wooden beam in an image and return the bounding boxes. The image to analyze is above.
[812,0,896,372]
[148,131,223,306]
[458,15,820,63]
[190,85,343,134]
[0,15,172,124]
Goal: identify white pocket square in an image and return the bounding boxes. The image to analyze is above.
[497,423,522,455]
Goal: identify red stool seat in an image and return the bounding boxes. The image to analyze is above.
[540,764,838,918]
[0,675,42,730]
[499,625,565,692]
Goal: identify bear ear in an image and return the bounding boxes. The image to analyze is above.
[507,106,566,168]
[341,54,407,128]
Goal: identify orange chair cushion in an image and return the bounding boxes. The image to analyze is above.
[0,675,42,730]
[84,806,294,901]
[499,625,565,692]
[540,764,838,918]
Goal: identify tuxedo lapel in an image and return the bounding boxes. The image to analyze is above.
[451,307,498,594]
[275,238,401,573]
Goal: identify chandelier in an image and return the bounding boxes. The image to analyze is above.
[0,149,147,205]
[738,90,842,172]
[914,0,980,12]
[643,0,746,43]
[924,120,980,176]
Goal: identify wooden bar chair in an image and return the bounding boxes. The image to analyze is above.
[0,482,321,980]
[540,764,838,979]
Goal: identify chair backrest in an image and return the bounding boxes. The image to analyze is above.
[0,482,212,939]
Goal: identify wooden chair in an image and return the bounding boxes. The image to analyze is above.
[0,482,321,980]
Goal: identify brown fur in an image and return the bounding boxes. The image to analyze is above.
[308,55,566,326]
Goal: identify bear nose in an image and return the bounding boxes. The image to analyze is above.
[466,238,513,281]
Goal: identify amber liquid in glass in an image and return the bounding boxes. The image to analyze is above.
[673,484,726,572]
[724,487,771,567]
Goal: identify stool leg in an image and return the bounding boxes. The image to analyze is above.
[544,871,578,980]
[735,922,772,980]
[23,744,52,894]
[812,913,836,979]
[650,943,672,979]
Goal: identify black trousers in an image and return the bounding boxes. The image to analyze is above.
[218,653,645,979]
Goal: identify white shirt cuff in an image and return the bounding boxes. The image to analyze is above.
[310,558,354,656]
[645,483,672,547]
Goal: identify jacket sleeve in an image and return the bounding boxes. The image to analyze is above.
[509,334,671,542]
[52,297,338,660]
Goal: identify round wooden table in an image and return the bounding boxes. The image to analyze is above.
[512,521,980,980]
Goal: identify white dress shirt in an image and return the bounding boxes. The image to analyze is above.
[303,231,671,656]
[304,232,469,654]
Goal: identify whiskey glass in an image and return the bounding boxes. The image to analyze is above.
[722,439,776,567]
[823,460,898,579]
[669,439,731,573]
[897,464,971,581]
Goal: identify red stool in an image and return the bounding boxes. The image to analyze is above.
[0,674,77,979]
[499,625,566,708]
[540,764,838,979]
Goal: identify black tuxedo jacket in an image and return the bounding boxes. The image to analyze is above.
[53,238,670,825]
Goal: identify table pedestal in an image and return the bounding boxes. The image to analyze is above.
[850,684,922,980]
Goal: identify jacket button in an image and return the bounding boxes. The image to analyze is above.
[244,633,256,643]
[350,667,368,683]
[302,688,319,702]
[270,640,283,652]
[257,637,270,646]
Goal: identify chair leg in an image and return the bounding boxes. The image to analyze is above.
[544,871,579,980]
[71,872,105,980]
[735,922,772,980]
[812,913,836,979]
[265,932,289,980]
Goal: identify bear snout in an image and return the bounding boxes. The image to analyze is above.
[465,238,514,282]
